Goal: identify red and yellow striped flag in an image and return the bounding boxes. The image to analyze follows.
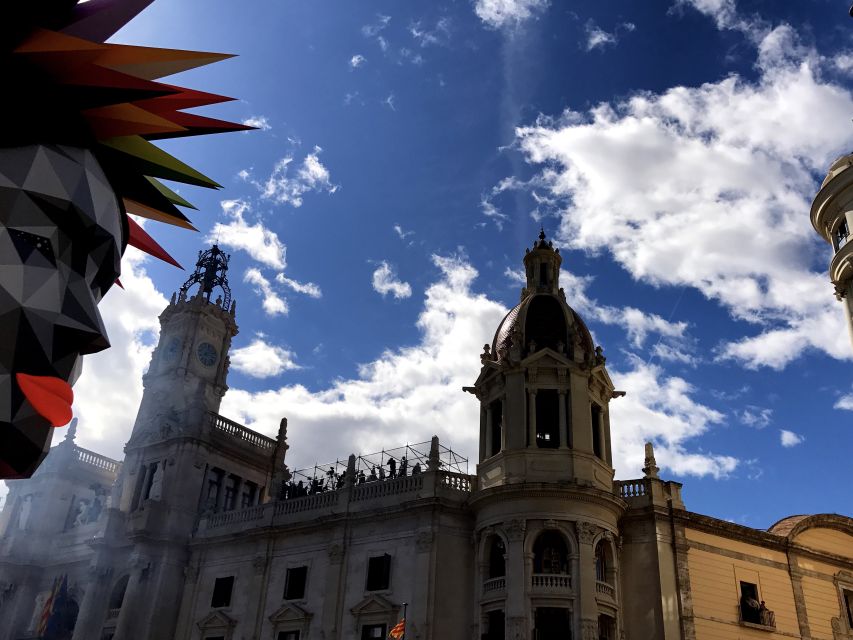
[36,577,59,636]
[389,618,405,639]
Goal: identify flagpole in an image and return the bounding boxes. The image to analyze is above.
[402,602,407,640]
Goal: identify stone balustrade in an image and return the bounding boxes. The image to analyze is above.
[274,491,339,515]
[596,580,615,598]
[208,412,276,451]
[352,474,423,501]
[74,447,120,473]
[207,504,268,528]
[440,471,473,492]
[483,577,506,593]
[614,479,647,498]
[531,573,572,590]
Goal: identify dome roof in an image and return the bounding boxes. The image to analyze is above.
[491,292,595,364]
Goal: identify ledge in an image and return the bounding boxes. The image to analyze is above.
[739,621,775,632]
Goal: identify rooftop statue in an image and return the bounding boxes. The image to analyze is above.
[0,0,252,478]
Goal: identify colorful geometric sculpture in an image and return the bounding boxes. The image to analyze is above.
[0,0,253,478]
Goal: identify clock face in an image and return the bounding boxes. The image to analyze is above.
[163,338,181,363]
[196,342,218,367]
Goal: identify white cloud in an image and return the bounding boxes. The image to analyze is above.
[221,256,736,480]
[410,17,451,47]
[372,262,412,299]
[780,429,805,447]
[673,0,740,31]
[206,199,287,270]
[738,406,772,428]
[481,196,509,230]
[507,25,853,370]
[242,115,271,131]
[394,224,414,240]
[474,0,548,30]
[70,248,168,458]
[230,337,300,378]
[350,54,366,69]
[244,268,288,316]
[275,273,322,299]
[584,21,636,52]
[835,391,853,411]
[362,14,391,38]
[383,94,396,111]
[259,146,338,207]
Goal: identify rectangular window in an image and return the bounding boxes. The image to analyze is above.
[361,624,387,640]
[739,581,761,624]
[591,404,603,459]
[284,566,308,600]
[539,262,549,286]
[211,576,234,608]
[844,589,853,628]
[365,554,392,591]
[490,399,503,457]
[535,390,559,449]
[241,482,258,509]
[277,632,300,640]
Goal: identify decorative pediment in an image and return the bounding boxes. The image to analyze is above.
[350,593,400,616]
[269,602,313,624]
[521,348,572,369]
[197,609,237,631]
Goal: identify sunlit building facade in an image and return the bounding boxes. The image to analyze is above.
[0,236,851,640]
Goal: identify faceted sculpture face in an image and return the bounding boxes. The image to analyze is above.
[0,144,124,478]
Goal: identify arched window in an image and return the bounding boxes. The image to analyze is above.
[533,531,569,575]
[488,536,506,578]
[109,574,129,611]
[595,540,614,585]
[524,296,568,353]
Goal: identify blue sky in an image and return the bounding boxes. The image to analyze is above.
[9,0,853,529]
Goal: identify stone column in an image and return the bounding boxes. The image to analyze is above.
[527,390,537,448]
[558,391,568,449]
[576,522,599,640]
[322,540,347,639]
[247,553,270,639]
[480,406,487,461]
[112,552,150,640]
[485,405,493,458]
[71,564,113,640]
[411,530,436,640]
[504,520,527,640]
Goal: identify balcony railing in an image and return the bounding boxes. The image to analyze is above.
[739,606,776,630]
[208,412,276,451]
[596,580,615,598]
[440,471,473,492]
[531,573,571,590]
[352,474,423,501]
[74,447,120,473]
[613,479,647,498]
[483,577,506,593]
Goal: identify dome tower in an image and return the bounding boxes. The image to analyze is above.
[467,231,627,640]
[467,230,621,491]
[811,154,853,348]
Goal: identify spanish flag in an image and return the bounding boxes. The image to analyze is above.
[389,618,405,639]
[36,577,60,636]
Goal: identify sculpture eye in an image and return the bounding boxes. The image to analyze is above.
[9,229,55,267]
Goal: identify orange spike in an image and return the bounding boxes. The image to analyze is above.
[93,44,235,80]
[123,199,196,230]
[83,103,187,138]
[126,216,182,269]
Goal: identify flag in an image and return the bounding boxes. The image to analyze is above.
[389,618,405,639]
[35,577,59,636]
[42,574,69,640]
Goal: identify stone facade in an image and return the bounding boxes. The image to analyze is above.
[0,236,851,640]
[812,155,853,348]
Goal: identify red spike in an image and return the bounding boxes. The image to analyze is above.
[114,278,124,289]
[126,216,183,269]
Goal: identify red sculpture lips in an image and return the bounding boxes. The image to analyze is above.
[15,373,74,427]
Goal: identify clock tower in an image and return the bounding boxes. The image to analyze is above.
[127,244,238,446]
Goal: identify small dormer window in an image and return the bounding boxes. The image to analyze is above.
[539,262,549,286]
[835,218,850,250]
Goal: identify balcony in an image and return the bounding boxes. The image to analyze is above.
[596,581,615,599]
[739,606,776,631]
[483,577,506,594]
[531,573,572,591]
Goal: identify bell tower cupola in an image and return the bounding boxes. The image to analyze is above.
[128,245,238,445]
[466,231,622,491]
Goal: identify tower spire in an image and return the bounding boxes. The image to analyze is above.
[179,244,232,308]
